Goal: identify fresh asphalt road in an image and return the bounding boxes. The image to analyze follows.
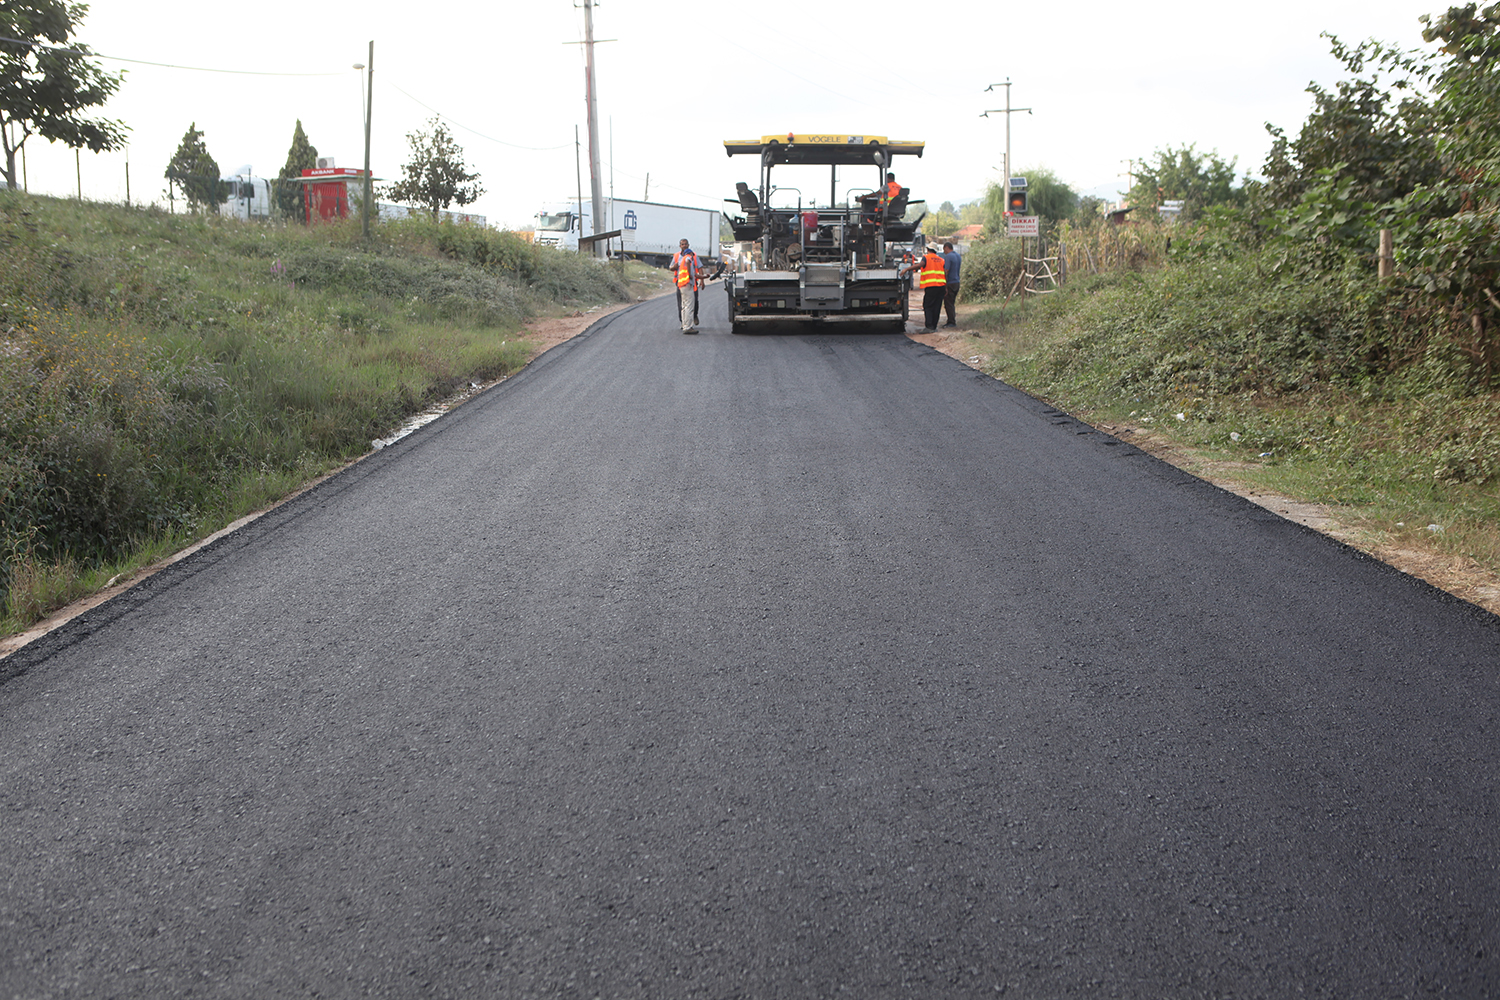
[4,289,1500,999]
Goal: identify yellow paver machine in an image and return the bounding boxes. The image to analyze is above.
[721,134,927,334]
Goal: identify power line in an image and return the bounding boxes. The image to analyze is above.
[0,34,342,76]
[383,80,572,152]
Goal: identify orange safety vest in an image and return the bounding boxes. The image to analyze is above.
[919,252,946,289]
[879,179,901,207]
[673,250,700,288]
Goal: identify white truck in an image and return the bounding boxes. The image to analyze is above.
[218,165,273,221]
[532,198,719,266]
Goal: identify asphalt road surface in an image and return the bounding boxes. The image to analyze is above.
[4,291,1500,999]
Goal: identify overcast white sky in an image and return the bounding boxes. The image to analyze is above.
[26,0,1430,229]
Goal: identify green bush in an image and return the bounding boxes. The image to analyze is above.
[957,239,1022,301]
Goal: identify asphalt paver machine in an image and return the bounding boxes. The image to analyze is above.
[721,133,927,334]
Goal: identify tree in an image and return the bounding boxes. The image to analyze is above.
[0,0,126,190]
[1128,145,1246,219]
[164,123,225,212]
[274,120,318,222]
[1408,3,1500,369]
[1260,35,1437,213]
[383,117,484,219]
[925,208,960,237]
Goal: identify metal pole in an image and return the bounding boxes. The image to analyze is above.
[1002,83,1014,224]
[362,40,374,239]
[575,125,584,250]
[75,147,81,199]
[582,0,606,258]
[983,80,1030,235]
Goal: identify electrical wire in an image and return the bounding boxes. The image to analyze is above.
[383,80,572,152]
[0,33,343,75]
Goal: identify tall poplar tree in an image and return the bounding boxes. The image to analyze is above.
[274,119,318,221]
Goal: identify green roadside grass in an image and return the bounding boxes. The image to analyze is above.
[1,193,636,636]
[959,259,1500,594]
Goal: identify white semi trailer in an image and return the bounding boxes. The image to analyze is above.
[533,198,719,266]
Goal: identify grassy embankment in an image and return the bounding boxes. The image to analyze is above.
[1,193,638,635]
[955,225,1500,594]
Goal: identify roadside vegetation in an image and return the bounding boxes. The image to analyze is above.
[956,6,1500,594]
[0,196,630,634]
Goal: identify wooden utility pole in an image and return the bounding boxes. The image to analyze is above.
[1378,229,1394,280]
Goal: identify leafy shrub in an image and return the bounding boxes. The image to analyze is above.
[958,239,1022,301]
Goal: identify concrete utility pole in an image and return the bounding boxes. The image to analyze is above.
[982,79,1031,224]
[582,0,606,258]
[362,41,374,240]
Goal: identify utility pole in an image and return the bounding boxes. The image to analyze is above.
[361,40,374,240]
[581,0,606,258]
[982,79,1031,229]
[1121,158,1140,208]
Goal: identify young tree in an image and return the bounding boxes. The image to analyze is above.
[164,123,225,212]
[274,119,318,221]
[0,0,126,190]
[383,117,484,219]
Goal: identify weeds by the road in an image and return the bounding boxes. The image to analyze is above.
[965,244,1500,591]
[1,194,630,635]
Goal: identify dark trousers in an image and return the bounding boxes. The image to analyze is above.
[922,286,945,330]
[943,282,959,325]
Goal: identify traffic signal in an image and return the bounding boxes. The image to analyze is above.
[1007,189,1028,215]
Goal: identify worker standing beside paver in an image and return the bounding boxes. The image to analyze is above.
[671,239,703,334]
[941,240,961,328]
[904,242,948,333]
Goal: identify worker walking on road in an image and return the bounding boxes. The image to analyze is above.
[941,240,961,328]
[671,238,703,334]
[905,242,948,333]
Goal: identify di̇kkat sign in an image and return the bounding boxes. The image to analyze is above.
[1008,216,1039,238]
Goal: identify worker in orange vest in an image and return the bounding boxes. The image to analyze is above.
[671,238,704,334]
[861,172,904,228]
[879,172,902,209]
[903,242,948,332]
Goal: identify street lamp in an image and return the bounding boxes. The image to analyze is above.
[355,43,373,239]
